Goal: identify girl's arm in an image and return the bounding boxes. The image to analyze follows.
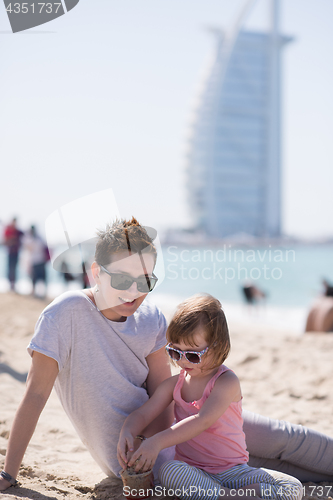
[117,374,178,469]
[0,352,59,491]
[128,370,241,472]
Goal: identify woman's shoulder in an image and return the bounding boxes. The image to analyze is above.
[135,298,167,326]
[41,290,90,318]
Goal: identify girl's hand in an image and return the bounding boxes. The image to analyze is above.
[117,430,135,470]
[127,437,161,473]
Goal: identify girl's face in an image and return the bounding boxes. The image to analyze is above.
[92,251,155,321]
[171,326,215,377]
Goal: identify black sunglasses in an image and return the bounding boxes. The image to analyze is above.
[100,265,158,293]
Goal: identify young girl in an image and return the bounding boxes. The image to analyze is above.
[117,294,303,500]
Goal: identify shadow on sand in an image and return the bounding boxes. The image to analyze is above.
[0,363,27,383]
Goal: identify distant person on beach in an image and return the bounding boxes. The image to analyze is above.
[81,261,90,289]
[60,260,76,286]
[305,278,333,333]
[22,225,49,298]
[322,278,333,297]
[1,217,333,492]
[3,218,24,291]
[118,294,302,500]
[241,281,266,305]
[0,219,4,245]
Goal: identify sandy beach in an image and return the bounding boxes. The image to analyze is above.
[0,292,332,500]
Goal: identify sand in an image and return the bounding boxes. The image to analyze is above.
[0,292,332,500]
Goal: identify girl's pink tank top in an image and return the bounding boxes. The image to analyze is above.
[173,365,249,473]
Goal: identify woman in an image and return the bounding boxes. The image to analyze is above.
[1,217,332,491]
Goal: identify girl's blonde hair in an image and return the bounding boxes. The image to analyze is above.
[166,294,230,369]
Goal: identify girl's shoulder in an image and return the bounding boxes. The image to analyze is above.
[202,365,240,395]
[215,367,240,386]
[159,372,180,387]
[169,373,181,388]
[158,373,180,397]
[206,364,237,387]
[212,367,241,402]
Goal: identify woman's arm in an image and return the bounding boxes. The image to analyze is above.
[117,374,177,469]
[128,370,241,472]
[0,352,59,492]
[143,346,175,435]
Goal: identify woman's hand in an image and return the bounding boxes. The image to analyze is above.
[117,430,135,470]
[127,436,161,473]
[0,476,12,492]
[1,352,58,494]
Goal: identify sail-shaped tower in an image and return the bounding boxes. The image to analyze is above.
[186,0,292,238]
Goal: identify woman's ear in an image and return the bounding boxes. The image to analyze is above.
[91,261,101,284]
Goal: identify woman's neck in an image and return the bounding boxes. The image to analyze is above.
[82,288,127,322]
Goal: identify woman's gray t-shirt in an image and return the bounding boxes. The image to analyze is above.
[27,290,167,477]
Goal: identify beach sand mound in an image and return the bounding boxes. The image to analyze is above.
[0,293,332,499]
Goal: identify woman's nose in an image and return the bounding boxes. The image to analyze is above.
[126,281,137,293]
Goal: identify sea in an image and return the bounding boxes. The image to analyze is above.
[1,243,333,334]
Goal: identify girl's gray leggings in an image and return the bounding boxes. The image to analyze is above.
[159,461,303,500]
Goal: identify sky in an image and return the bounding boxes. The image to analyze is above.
[1,0,333,240]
